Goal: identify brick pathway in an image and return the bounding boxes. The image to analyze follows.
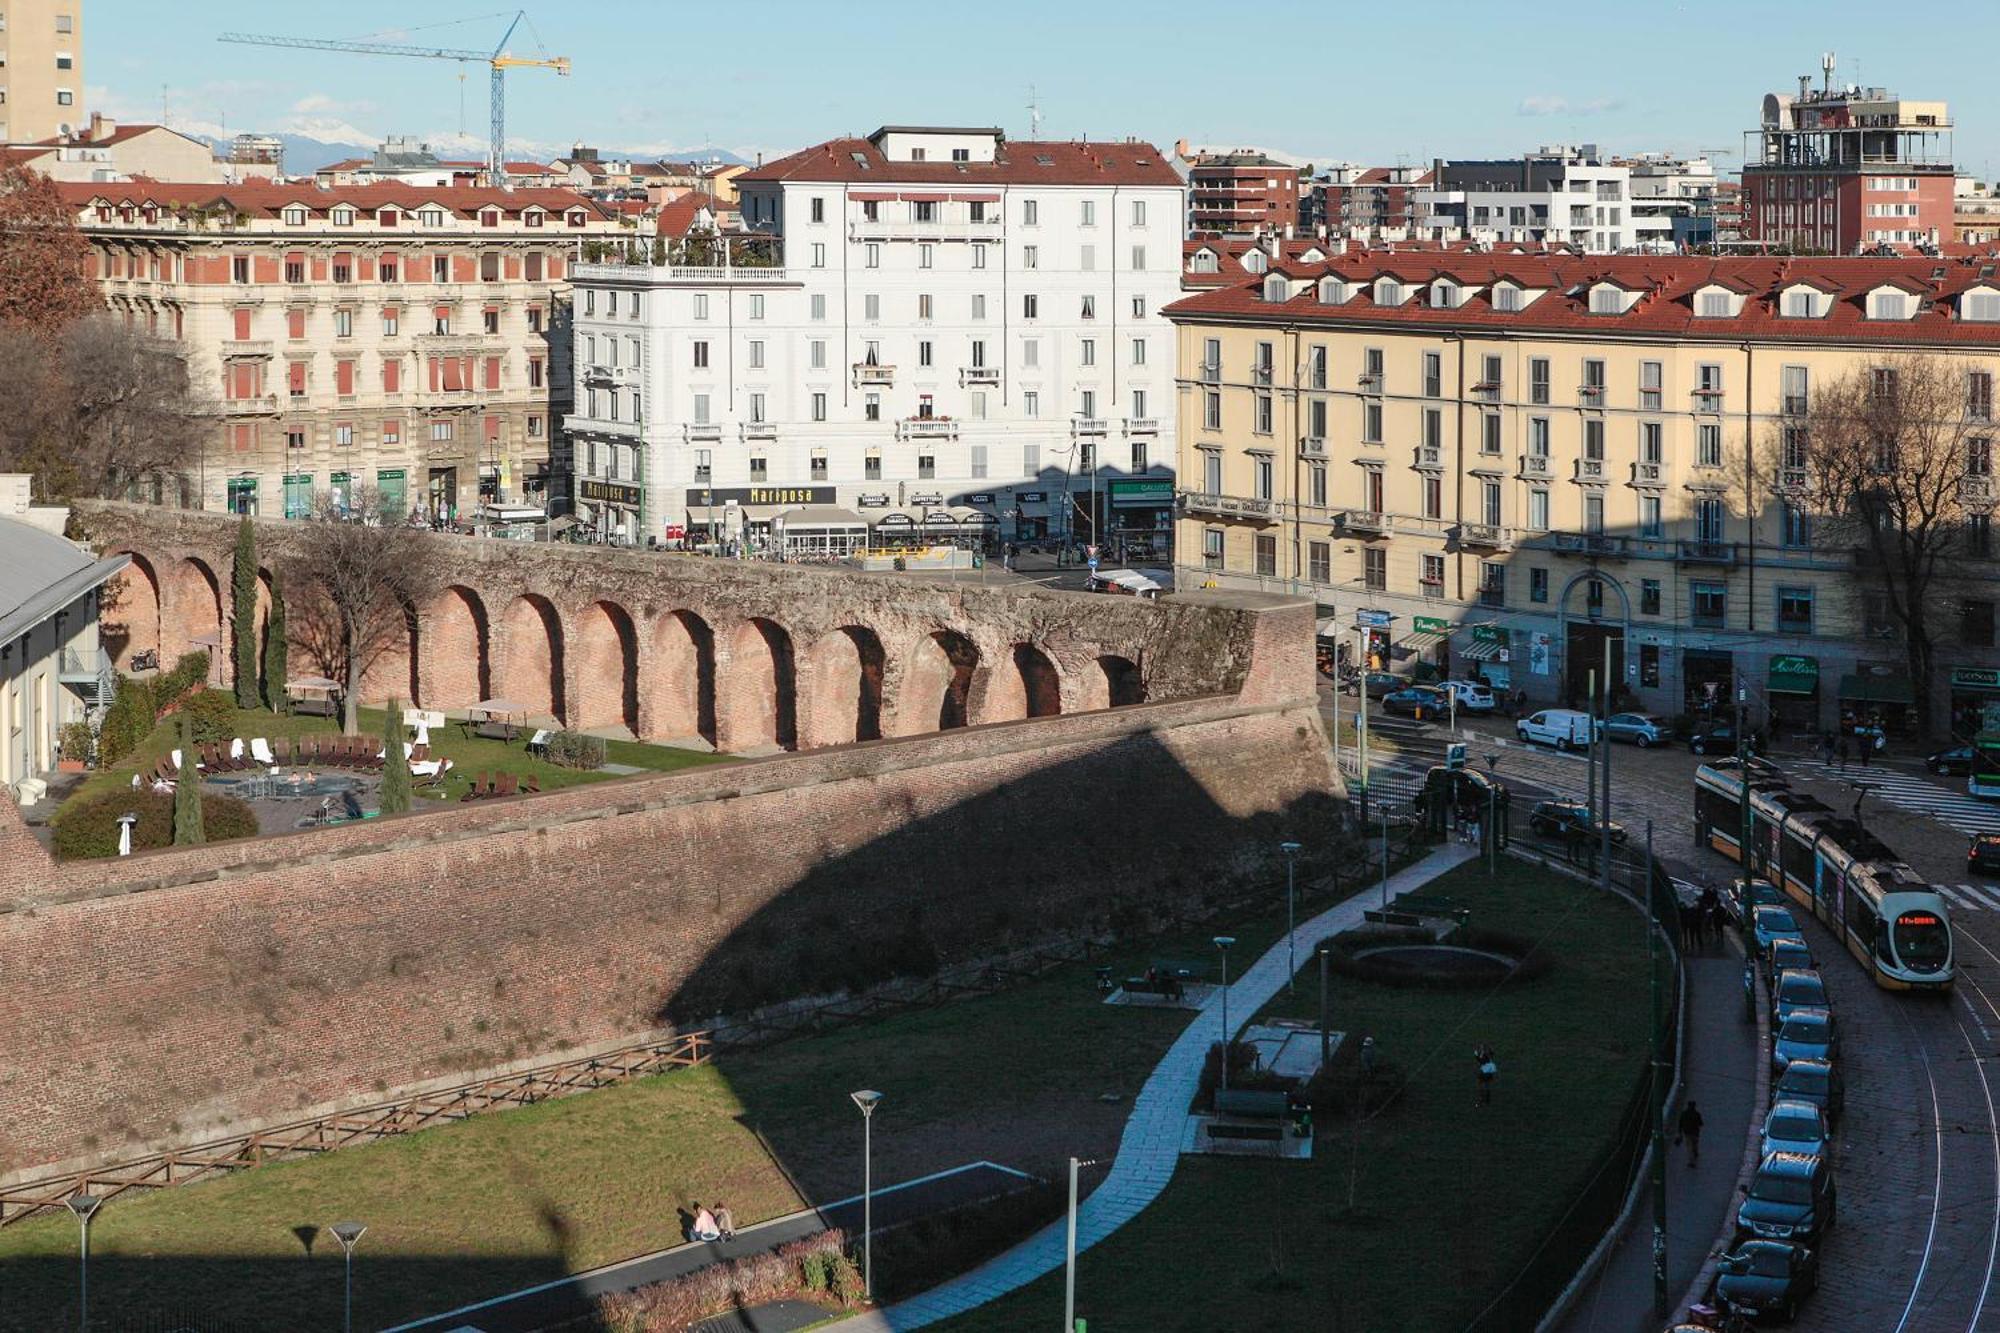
[837,843,1479,1331]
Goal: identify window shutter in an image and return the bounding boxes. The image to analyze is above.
[484,356,500,390]
[288,362,306,393]
[287,309,306,339]
[232,309,251,340]
[335,360,355,395]
[428,356,441,392]
[442,357,465,391]
[382,359,400,392]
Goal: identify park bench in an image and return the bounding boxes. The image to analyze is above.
[1120,974,1185,1002]
[1209,1088,1291,1143]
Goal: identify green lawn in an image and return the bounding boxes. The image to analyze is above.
[57,703,726,825]
[934,856,1659,1333]
[0,904,1321,1330]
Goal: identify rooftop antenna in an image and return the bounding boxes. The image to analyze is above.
[1027,85,1042,139]
[1821,51,1835,96]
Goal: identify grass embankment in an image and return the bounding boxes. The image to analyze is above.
[935,855,1658,1333]
[56,702,724,820]
[0,910,1300,1330]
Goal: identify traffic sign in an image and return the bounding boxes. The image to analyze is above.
[1446,742,1467,771]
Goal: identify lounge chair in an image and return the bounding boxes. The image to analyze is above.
[459,773,488,802]
[197,743,222,771]
[251,737,278,767]
[495,773,520,798]
[523,773,541,795]
[168,748,186,772]
[227,738,248,770]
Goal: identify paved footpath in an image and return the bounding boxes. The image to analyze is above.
[835,843,1478,1332]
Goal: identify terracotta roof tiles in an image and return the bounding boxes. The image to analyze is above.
[740,137,1180,188]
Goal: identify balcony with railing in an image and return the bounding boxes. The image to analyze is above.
[59,647,109,683]
[896,417,959,441]
[1676,539,1738,566]
[683,422,723,442]
[1071,417,1109,436]
[1519,454,1552,480]
[1963,474,1997,506]
[1337,509,1389,535]
[852,363,896,386]
[1456,523,1513,550]
[849,218,1004,244]
[1574,457,1607,482]
[1126,417,1161,436]
[222,395,280,415]
[740,421,778,441]
[1534,530,1627,558]
[573,261,792,284]
[1300,436,1325,457]
[1774,467,1810,495]
[1412,444,1443,470]
[1478,587,1506,609]
[959,365,1001,387]
[1629,461,1665,487]
[221,340,275,358]
[1180,490,1275,521]
[1692,389,1725,413]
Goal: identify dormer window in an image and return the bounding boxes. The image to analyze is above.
[1189,249,1218,274]
[480,207,501,228]
[1375,279,1403,306]
[1696,289,1737,318]
[330,206,356,226]
[140,205,157,223]
[1589,286,1635,315]
[377,207,399,227]
[1262,274,1288,302]
[282,205,307,226]
[1433,282,1459,309]
[1964,290,2000,322]
[1781,289,1821,318]
[566,209,587,227]
[1871,290,1912,320]
[1493,285,1521,312]
[419,207,447,228]
[1243,251,1267,273]
[1317,277,1349,305]
[523,208,544,229]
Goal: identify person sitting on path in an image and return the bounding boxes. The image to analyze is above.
[713,1201,736,1241]
[1677,1099,1705,1166]
[691,1203,721,1243]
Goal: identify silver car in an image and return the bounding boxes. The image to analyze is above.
[1603,712,1670,747]
[1773,1007,1837,1074]
[1761,1098,1831,1163]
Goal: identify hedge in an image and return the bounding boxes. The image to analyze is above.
[51,786,258,861]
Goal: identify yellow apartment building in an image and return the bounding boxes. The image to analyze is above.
[1167,252,2000,734]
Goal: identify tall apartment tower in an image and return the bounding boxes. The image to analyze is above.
[1741,53,1954,253]
[0,0,84,144]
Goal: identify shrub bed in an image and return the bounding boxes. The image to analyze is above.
[1322,923,1553,991]
[593,1228,861,1332]
[872,1182,1067,1303]
[50,786,258,861]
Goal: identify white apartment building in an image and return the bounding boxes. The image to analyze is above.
[565,126,1186,554]
[1414,146,1681,253]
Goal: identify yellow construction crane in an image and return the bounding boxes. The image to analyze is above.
[218,11,569,180]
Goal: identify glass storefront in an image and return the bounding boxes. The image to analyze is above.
[1950,667,2000,738]
[226,477,258,515]
[283,473,313,519]
[377,468,408,517]
[1766,655,1820,732]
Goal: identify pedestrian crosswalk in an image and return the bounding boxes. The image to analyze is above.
[1786,757,2000,836]
[1935,882,2000,911]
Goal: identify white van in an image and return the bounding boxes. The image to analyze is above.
[1517,709,1596,751]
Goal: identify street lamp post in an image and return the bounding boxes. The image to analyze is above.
[329,1220,366,1333]
[850,1089,883,1301]
[1063,1155,1099,1333]
[65,1193,99,1333]
[1280,841,1301,992]
[1318,944,1332,1068]
[1213,935,1236,1090]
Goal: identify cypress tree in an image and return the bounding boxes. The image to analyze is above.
[231,515,259,709]
[379,698,413,815]
[263,572,289,714]
[172,715,205,845]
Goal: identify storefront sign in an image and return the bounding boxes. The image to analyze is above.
[1108,479,1175,508]
[580,480,643,507]
[685,486,836,507]
[1767,655,1820,695]
[1472,624,1506,645]
[1017,491,1048,503]
[966,493,995,505]
[1413,615,1449,635]
[909,490,944,506]
[1355,609,1393,628]
[857,493,891,508]
[1953,667,2000,691]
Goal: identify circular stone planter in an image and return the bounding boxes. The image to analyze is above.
[1351,944,1517,983]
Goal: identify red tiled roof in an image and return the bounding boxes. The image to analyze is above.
[58,180,612,220]
[740,137,1180,187]
[1163,253,2000,346]
[32,122,197,149]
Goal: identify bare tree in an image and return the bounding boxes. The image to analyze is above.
[1763,353,1992,735]
[284,487,434,733]
[0,316,210,502]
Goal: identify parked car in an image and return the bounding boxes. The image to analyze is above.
[1970,833,2000,877]
[1439,680,1497,713]
[1602,712,1671,747]
[1773,1006,1838,1074]
[1930,744,1976,776]
[1526,799,1629,844]
[1761,1098,1832,1163]
[1737,1150,1837,1245]
[1771,968,1831,1026]
[1714,1239,1821,1324]
[1347,671,1402,700]
[1516,708,1596,750]
[1768,937,1816,978]
[1752,905,1808,960]
[1773,1058,1843,1126]
[1690,722,1760,756]
[1382,685,1449,719]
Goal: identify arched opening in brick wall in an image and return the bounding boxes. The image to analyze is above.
[359,596,421,708]
[798,626,885,748]
[719,617,797,752]
[420,586,489,710]
[890,630,981,736]
[1075,654,1146,711]
[644,610,716,746]
[574,600,640,736]
[99,551,161,672]
[168,556,223,679]
[980,643,1063,722]
[495,594,567,726]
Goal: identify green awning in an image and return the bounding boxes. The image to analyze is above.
[1767,655,1819,695]
[1837,672,1914,705]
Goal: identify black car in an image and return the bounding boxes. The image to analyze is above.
[1974,834,2000,877]
[1691,723,1762,756]
[1715,1239,1820,1324]
[1381,685,1449,718]
[1737,1150,1836,1245]
[1931,744,1976,776]
[1526,799,1629,844]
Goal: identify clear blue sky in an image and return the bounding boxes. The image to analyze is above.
[89,0,2000,176]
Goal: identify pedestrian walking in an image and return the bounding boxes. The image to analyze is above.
[1859,734,1872,768]
[1474,1045,1498,1106]
[1676,1099,1705,1166]
[1836,735,1849,770]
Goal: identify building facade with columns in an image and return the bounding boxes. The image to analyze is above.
[1166,251,2000,733]
[61,180,625,521]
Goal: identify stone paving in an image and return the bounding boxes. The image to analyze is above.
[836,843,1479,1331]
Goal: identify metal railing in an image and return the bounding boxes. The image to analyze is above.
[1180,490,1274,519]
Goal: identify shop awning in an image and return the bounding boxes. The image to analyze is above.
[1767,655,1820,695]
[1460,639,1505,662]
[775,505,867,529]
[1837,672,1914,705]
[1399,629,1448,650]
